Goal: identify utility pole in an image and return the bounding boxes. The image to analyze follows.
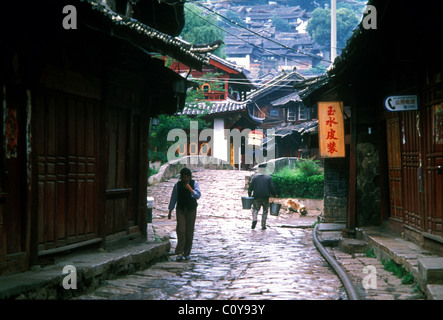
[331,0,337,63]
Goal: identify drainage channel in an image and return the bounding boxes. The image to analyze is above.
[313,223,360,300]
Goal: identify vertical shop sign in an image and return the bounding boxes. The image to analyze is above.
[318,101,345,158]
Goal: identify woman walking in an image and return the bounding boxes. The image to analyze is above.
[168,167,201,261]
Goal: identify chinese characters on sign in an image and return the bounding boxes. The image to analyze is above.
[318,101,345,158]
[383,95,418,112]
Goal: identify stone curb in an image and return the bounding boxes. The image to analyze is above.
[0,241,171,299]
[357,227,443,299]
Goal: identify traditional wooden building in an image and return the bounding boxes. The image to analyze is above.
[180,99,264,169]
[300,0,443,255]
[242,70,319,160]
[268,92,318,159]
[176,55,263,168]
[167,53,255,103]
[0,0,209,275]
[247,70,306,128]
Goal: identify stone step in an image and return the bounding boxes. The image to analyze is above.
[315,224,347,247]
[317,231,342,247]
[339,238,368,254]
[418,257,443,286]
[426,284,443,300]
[317,223,346,232]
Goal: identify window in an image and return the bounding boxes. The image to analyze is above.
[298,104,308,120]
[202,84,210,93]
[287,106,296,121]
[270,108,279,117]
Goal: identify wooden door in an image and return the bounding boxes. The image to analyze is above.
[0,85,28,274]
[386,112,404,223]
[34,90,100,252]
[400,111,423,231]
[105,107,140,238]
[103,70,144,240]
[424,103,443,237]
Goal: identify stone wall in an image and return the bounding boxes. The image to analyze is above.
[323,158,348,223]
[256,157,301,173]
[148,155,235,185]
[356,142,381,226]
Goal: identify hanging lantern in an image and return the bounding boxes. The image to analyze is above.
[248,130,265,146]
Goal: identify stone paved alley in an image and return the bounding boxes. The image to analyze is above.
[75,168,424,300]
[76,169,346,300]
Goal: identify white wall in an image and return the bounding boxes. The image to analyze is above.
[226,55,250,70]
[213,118,228,162]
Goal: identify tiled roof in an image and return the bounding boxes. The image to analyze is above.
[295,74,330,101]
[225,45,254,55]
[273,120,318,137]
[247,70,306,101]
[80,0,210,69]
[209,54,245,74]
[178,99,264,124]
[179,99,248,116]
[270,92,301,107]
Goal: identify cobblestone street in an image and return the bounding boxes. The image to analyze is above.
[76,169,347,300]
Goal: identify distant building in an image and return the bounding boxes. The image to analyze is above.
[216,2,322,76]
[168,55,263,168]
[246,70,318,159]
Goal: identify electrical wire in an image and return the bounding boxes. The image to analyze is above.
[186,77,297,88]
[156,0,362,57]
[184,4,315,68]
[193,2,332,63]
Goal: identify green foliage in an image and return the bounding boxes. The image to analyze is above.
[181,4,226,58]
[295,158,323,176]
[223,10,244,27]
[306,175,324,199]
[185,87,205,104]
[148,166,158,178]
[365,248,377,258]
[148,114,210,164]
[382,259,415,284]
[272,15,292,32]
[185,72,225,104]
[306,8,330,48]
[402,272,415,285]
[303,63,328,76]
[306,7,359,50]
[271,159,324,199]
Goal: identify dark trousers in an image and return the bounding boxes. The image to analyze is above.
[252,198,269,228]
[175,207,197,256]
